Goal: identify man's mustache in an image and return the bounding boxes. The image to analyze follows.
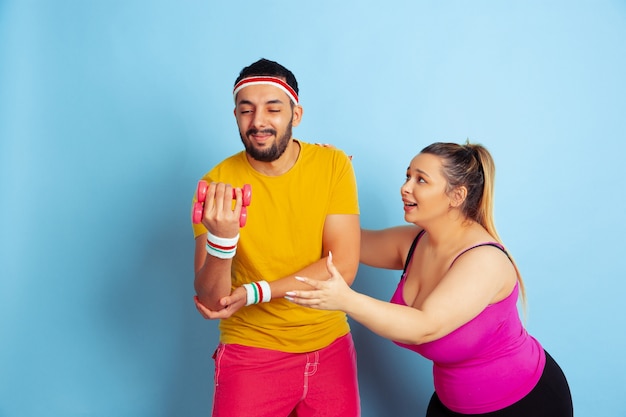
[246,128,277,136]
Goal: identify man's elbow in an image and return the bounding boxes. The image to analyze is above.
[194,277,229,311]
[336,258,359,285]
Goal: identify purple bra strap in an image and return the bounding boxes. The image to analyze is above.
[449,242,510,269]
[401,230,426,274]
[402,231,511,277]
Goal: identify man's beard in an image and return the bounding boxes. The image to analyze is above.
[241,122,293,163]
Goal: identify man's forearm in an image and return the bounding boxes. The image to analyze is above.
[269,252,359,298]
[194,256,233,310]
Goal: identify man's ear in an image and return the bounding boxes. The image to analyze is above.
[291,105,303,127]
[450,186,468,208]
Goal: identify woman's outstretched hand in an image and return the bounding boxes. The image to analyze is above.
[285,252,352,311]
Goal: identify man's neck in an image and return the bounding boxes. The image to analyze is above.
[246,139,301,176]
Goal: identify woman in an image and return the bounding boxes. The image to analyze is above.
[286,142,573,416]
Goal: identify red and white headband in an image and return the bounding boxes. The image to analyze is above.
[233,76,299,105]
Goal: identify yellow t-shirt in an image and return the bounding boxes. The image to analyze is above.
[192,140,359,352]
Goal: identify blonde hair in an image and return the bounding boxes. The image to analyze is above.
[420,141,527,306]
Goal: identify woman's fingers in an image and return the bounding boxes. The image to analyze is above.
[285,252,342,310]
[326,251,340,278]
[285,290,320,306]
[294,275,321,288]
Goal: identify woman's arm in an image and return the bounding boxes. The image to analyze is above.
[288,245,515,344]
[360,225,420,270]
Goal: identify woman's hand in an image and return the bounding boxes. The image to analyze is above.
[285,252,352,311]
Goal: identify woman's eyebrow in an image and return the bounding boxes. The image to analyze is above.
[408,167,431,178]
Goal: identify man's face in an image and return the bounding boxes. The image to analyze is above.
[234,83,302,162]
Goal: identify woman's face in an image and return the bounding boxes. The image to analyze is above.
[400,153,452,224]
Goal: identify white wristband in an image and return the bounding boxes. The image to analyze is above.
[243,280,272,306]
[206,231,239,259]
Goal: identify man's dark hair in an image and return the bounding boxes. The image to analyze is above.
[234,58,299,95]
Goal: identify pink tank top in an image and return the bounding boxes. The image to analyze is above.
[390,232,546,414]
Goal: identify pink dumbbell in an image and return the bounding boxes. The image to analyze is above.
[192,180,252,227]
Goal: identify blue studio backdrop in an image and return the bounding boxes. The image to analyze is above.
[1,1,625,416]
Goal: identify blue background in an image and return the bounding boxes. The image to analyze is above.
[1,1,625,416]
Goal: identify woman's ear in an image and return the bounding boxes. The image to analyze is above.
[449,186,468,208]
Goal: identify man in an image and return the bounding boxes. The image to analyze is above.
[192,58,361,417]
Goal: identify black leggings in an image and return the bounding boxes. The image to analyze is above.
[426,351,573,417]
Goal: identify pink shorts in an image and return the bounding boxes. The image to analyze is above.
[211,333,360,417]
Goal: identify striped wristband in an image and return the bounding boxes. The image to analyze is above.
[206,231,239,259]
[243,280,271,306]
